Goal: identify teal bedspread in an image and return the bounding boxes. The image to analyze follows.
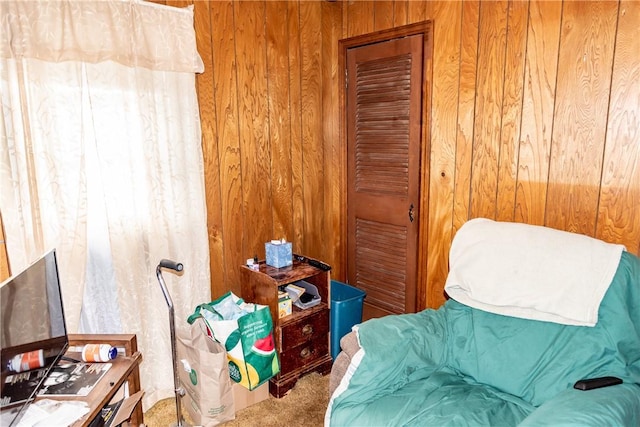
[326,251,640,426]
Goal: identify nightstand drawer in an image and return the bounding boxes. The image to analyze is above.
[280,308,329,350]
[278,338,329,374]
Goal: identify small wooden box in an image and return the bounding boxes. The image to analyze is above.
[278,293,292,318]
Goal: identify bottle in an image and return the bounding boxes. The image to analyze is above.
[7,350,45,373]
[81,344,117,362]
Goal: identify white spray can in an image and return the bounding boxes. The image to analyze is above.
[6,350,45,372]
[81,344,117,362]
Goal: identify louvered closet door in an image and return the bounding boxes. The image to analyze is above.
[346,34,424,319]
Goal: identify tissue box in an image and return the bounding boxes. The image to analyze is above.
[265,241,292,268]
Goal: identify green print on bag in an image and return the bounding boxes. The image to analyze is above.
[189,369,197,386]
[188,292,281,390]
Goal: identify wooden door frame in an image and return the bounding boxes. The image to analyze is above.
[338,21,433,312]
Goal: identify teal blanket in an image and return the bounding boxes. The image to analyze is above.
[327,251,640,426]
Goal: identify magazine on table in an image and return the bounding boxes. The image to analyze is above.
[1,366,49,408]
[38,361,112,397]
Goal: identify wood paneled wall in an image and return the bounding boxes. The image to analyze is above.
[160,0,639,309]
[159,0,343,298]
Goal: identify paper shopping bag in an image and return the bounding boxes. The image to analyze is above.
[177,318,235,426]
[188,292,280,390]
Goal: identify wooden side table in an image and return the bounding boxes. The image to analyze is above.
[41,334,144,427]
[240,255,333,397]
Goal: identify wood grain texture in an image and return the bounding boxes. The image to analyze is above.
[299,1,324,259]
[186,0,639,309]
[266,1,294,244]
[235,1,271,268]
[346,1,375,38]
[407,0,427,23]
[597,0,640,253]
[322,0,343,276]
[211,0,243,295]
[470,0,508,219]
[288,1,305,255]
[192,1,224,297]
[515,0,562,226]
[164,0,188,7]
[546,0,617,235]
[495,0,528,222]
[393,0,408,27]
[452,0,479,233]
[373,1,394,31]
[424,0,463,308]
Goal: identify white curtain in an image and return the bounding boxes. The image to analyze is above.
[0,0,210,410]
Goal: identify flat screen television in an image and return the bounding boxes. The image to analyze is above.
[0,249,69,426]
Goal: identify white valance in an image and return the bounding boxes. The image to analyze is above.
[0,0,204,73]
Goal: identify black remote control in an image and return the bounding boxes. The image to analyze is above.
[573,376,622,391]
[308,259,332,271]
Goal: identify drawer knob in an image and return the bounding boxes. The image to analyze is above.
[302,324,314,335]
[300,347,312,358]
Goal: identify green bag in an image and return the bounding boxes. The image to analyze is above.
[188,292,280,390]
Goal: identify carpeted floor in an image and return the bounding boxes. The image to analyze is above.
[143,372,330,426]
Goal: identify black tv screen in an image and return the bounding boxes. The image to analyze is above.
[0,249,69,425]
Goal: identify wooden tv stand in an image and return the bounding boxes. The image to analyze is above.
[40,334,144,427]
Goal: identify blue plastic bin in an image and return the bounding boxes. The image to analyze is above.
[330,280,366,360]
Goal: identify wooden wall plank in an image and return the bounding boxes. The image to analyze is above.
[373,1,394,31]
[424,0,463,307]
[407,1,427,23]
[322,0,343,274]
[452,0,479,232]
[299,1,324,258]
[346,1,375,38]
[210,0,243,295]
[235,1,271,264]
[470,0,509,219]
[266,1,294,243]
[597,0,640,253]
[192,1,224,297]
[546,0,618,235]
[393,0,408,27]
[164,0,188,7]
[288,1,305,253]
[495,0,528,222]
[515,0,562,226]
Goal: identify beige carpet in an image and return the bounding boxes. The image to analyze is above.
[143,373,330,426]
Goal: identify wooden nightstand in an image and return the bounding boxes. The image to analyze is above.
[240,255,333,397]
